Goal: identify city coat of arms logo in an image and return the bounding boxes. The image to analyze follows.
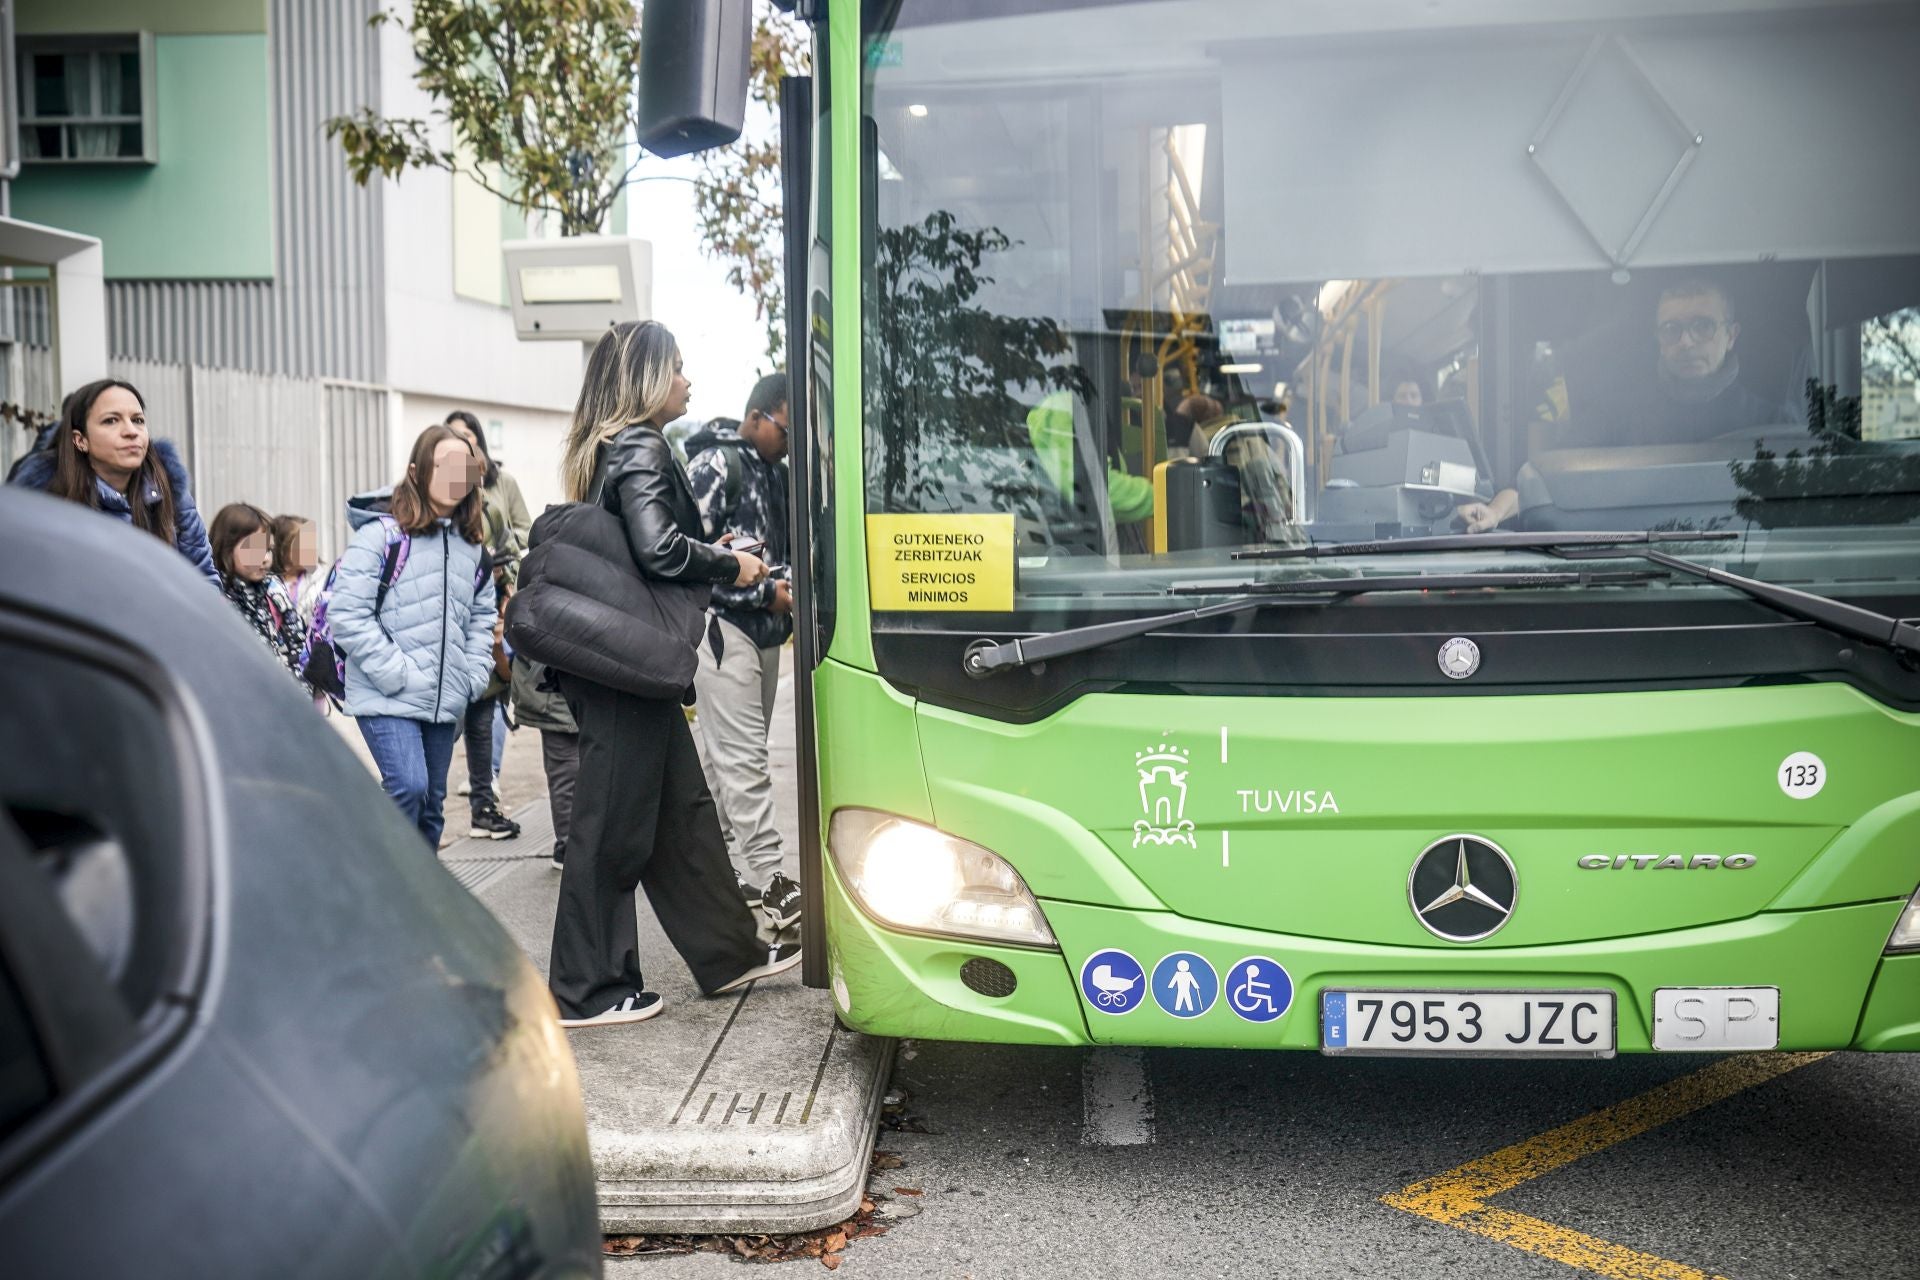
[1133,741,1196,848]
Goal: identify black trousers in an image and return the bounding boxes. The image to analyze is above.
[541,729,579,861]
[548,674,764,1018]
[463,694,498,813]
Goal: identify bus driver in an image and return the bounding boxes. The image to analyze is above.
[1457,278,1788,532]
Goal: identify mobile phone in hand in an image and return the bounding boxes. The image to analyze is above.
[729,537,767,558]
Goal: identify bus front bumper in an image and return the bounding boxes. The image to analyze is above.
[824,860,1918,1052]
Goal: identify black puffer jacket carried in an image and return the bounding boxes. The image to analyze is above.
[505,502,710,701]
[505,425,741,702]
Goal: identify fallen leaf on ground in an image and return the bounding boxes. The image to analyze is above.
[871,1151,906,1170]
[893,1187,923,1196]
[602,1233,696,1257]
[822,1255,843,1271]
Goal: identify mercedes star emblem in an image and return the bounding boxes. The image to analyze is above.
[1438,637,1481,679]
[1409,835,1518,942]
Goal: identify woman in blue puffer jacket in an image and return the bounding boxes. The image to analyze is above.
[8,377,218,587]
[328,424,497,848]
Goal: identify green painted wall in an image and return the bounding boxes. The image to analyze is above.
[17,0,266,36]
[10,35,274,280]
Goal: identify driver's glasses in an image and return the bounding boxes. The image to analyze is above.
[1657,316,1725,345]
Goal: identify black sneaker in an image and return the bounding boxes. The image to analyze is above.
[557,991,663,1029]
[761,872,803,930]
[711,943,803,995]
[550,842,565,871]
[737,874,761,905]
[469,802,521,841]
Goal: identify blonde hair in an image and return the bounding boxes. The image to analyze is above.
[561,320,683,502]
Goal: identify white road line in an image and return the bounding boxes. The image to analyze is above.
[1081,1047,1155,1146]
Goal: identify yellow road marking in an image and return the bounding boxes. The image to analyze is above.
[1382,1051,1831,1280]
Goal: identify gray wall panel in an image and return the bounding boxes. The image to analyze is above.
[106,0,385,384]
[322,382,391,561]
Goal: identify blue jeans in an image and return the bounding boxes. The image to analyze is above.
[358,715,461,848]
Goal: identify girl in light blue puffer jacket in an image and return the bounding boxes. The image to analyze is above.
[328,425,497,848]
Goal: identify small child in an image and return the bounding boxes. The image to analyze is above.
[210,503,312,695]
[270,512,326,620]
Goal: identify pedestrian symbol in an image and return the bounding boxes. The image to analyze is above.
[1079,949,1146,1015]
[1224,955,1294,1023]
[1151,952,1218,1018]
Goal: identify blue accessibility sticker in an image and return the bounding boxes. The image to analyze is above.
[1224,955,1294,1024]
[1151,952,1218,1018]
[1079,949,1147,1015]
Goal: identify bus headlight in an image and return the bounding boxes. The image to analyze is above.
[828,809,1057,950]
[1887,887,1920,953]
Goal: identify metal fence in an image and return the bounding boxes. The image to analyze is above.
[0,283,57,480]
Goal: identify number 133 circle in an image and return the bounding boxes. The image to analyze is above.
[1778,751,1826,800]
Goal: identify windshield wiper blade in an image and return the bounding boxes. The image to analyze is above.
[1168,568,1665,597]
[1238,528,1918,659]
[1575,546,1920,659]
[1235,529,1739,561]
[961,569,1664,677]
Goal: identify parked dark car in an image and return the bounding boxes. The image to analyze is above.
[0,490,600,1278]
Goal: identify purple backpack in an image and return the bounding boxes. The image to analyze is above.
[300,517,412,701]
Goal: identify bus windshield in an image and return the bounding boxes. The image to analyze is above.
[860,0,1920,624]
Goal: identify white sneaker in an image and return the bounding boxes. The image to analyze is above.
[710,944,802,995]
[557,991,663,1028]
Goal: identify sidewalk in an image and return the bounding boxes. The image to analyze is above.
[345,654,893,1233]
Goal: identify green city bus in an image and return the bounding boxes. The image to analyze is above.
[708,0,1920,1056]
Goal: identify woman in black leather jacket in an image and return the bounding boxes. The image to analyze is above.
[547,320,800,1028]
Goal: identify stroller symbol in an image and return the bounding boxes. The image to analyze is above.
[1079,949,1146,1015]
[1089,965,1138,1008]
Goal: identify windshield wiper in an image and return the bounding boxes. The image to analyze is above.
[1234,529,1740,561]
[961,568,1664,677]
[1237,528,1920,660]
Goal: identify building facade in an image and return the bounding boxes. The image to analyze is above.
[4,0,592,552]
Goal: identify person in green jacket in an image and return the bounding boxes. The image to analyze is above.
[445,410,532,584]
[511,654,578,871]
[445,410,533,838]
[1025,390,1155,526]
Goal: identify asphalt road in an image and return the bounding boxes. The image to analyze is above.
[609,1041,1920,1279]
[471,653,1920,1279]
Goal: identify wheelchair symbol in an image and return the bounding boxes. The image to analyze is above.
[1224,956,1293,1023]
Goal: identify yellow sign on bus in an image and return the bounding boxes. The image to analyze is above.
[865,514,1015,612]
